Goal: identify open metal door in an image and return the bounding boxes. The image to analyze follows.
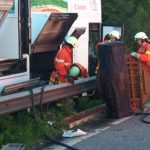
[31,13,78,53]
[0,0,13,27]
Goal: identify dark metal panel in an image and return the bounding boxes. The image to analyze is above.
[0,59,27,76]
[31,13,78,53]
[0,77,96,116]
[70,28,86,39]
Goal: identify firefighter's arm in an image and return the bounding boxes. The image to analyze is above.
[130,52,149,64]
[55,53,75,83]
[81,67,89,78]
[139,54,148,63]
[55,55,68,82]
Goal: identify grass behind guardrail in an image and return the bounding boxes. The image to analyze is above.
[0,96,102,149]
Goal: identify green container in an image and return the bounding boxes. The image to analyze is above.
[69,66,80,77]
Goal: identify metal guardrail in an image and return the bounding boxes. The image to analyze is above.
[0,76,96,116]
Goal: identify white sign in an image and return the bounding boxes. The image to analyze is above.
[67,0,101,69]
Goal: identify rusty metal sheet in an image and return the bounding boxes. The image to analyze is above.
[31,13,78,53]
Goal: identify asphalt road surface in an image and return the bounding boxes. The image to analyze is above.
[43,115,150,150]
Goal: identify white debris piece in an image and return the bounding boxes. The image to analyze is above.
[62,129,87,138]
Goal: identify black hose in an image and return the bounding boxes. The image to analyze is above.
[39,83,62,132]
[140,115,150,124]
[40,83,46,121]
[29,86,81,150]
[30,89,36,119]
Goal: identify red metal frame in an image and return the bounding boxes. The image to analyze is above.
[127,55,150,112]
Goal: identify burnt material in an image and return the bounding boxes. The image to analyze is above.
[0,59,27,76]
[30,51,57,80]
[97,42,132,118]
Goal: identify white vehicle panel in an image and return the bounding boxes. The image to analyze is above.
[0,0,19,59]
[0,18,19,59]
[0,54,30,93]
[68,0,101,69]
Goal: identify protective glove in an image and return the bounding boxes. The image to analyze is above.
[130,52,140,59]
[65,74,74,84]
